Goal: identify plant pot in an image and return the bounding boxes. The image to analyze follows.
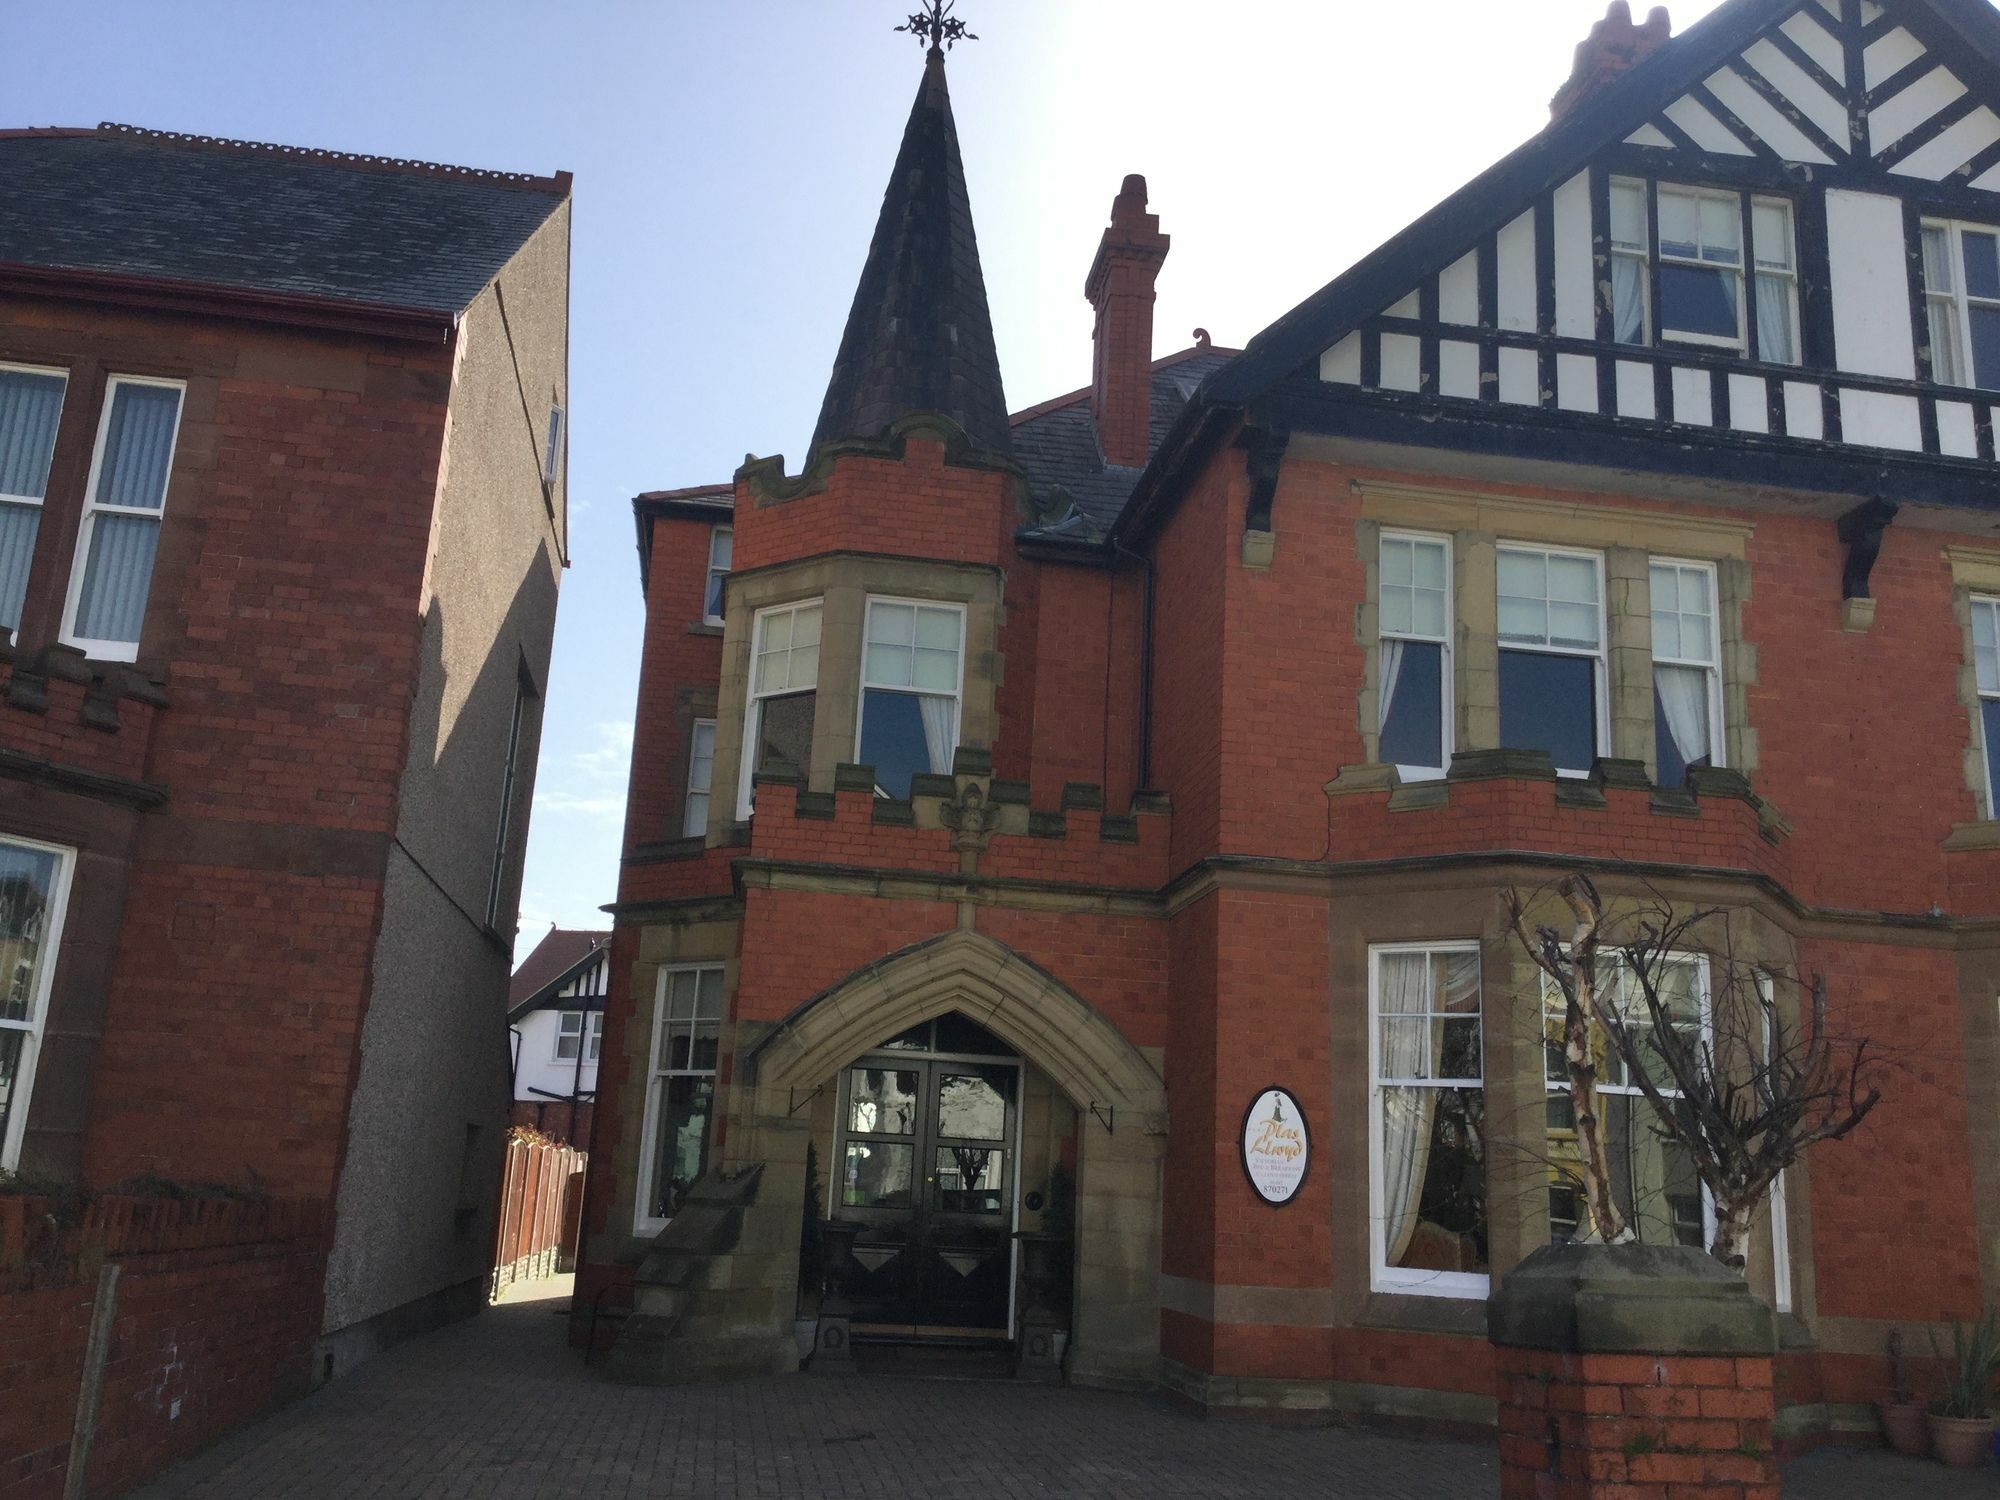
[1928,1411,1994,1468]
[1878,1399,1929,1456]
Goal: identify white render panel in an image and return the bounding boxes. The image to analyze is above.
[1320,332,1362,385]
[1626,123,1675,149]
[1939,400,1980,459]
[1616,361,1657,420]
[1729,374,1769,434]
[1439,252,1479,325]
[1784,382,1824,439]
[1554,173,1594,338]
[1840,389,1924,450]
[1439,340,1481,400]
[1705,68,1832,163]
[1977,163,2000,192]
[1826,189,1917,380]
[1381,333,1422,392]
[1893,106,2000,181]
[1558,353,1598,413]
[1863,28,1926,90]
[514,1008,598,1104]
[1499,346,1539,405]
[1869,68,1967,153]
[1744,38,1847,144]
[1780,11,1845,80]
[1672,366,1714,426]
[1386,290,1420,320]
[1496,210,1537,333]
[1665,95,1753,155]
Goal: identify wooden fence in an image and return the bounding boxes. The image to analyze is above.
[491,1127,585,1297]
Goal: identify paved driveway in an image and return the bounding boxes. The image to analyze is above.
[127,1278,1984,1499]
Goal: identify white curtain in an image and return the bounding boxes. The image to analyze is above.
[1379,954,1438,1268]
[1612,256,1646,343]
[1754,273,1792,364]
[1655,664,1710,770]
[1377,638,1406,735]
[918,693,955,774]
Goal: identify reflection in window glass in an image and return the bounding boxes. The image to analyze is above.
[847,1067,920,1136]
[935,1146,1006,1212]
[643,966,724,1224]
[935,1070,1009,1141]
[844,1141,916,1208]
[0,838,66,1169]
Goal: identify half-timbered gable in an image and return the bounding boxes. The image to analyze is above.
[1183,0,2000,515]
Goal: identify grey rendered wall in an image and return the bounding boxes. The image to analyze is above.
[322,200,570,1361]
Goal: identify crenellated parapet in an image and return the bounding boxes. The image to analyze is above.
[0,641,169,806]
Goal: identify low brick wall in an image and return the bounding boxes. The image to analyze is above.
[0,1194,329,1500]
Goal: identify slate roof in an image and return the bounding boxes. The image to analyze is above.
[0,124,568,316]
[1012,345,1239,543]
[810,48,1013,460]
[508,927,609,1016]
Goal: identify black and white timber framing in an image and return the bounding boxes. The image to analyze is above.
[1116,0,2000,543]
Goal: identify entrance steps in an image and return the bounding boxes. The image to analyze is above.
[601,1163,800,1385]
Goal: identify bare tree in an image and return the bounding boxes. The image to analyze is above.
[1507,872,1881,1269]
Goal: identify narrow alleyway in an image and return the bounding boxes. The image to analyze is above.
[124,1278,1982,1500]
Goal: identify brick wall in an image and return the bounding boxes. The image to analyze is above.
[0,1194,328,1500]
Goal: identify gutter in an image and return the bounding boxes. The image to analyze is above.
[0,261,459,343]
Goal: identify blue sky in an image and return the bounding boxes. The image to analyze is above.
[4,0,1728,963]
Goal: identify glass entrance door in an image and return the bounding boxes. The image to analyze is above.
[834,1027,1018,1338]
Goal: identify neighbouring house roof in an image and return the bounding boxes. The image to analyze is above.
[0,123,569,329]
[508,927,610,1019]
[1011,344,1239,546]
[810,46,1013,461]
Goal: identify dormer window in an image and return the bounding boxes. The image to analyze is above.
[1609,180,1797,365]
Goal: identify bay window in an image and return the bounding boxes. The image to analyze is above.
[0,365,66,640]
[683,719,716,837]
[856,597,962,799]
[0,835,73,1173]
[1377,533,1452,780]
[1498,545,1606,776]
[1542,954,1709,1249]
[739,599,821,817]
[63,376,184,661]
[1974,596,2000,816]
[1650,559,1723,786]
[1610,179,1797,362]
[1922,218,2000,389]
[637,965,723,1231]
[1370,943,1487,1297]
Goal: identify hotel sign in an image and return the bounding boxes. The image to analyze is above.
[1240,1086,1310,1206]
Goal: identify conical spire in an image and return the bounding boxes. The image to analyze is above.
[810,46,1011,460]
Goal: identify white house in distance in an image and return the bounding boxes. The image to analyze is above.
[507,927,610,1147]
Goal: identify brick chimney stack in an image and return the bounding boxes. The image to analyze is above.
[1086,174,1170,469]
[1550,2,1672,120]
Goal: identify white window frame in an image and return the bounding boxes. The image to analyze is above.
[703,526,732,626]
[1761,973,1793,1317]
[0,362,68,644]
[632,964,724,1235]
[1540,953,1717,1253]
[1973,595,2000,818]
[487,678,529,929]
[60,374,186,663]
[1649,557,1726,775]
[543,404,565,486]
[738,598,822,819]
[1921,218,2000,390]
[553,1009,603,1065]
[0,834,76,1173]
[1377,531,1454,782]
[1497,542,1610,779]
[683,718,716,838]
[854,596,966,794]
[1610,180,1799,363]
[1367,940,1487,1300]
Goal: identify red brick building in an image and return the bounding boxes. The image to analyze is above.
[0,117,570,1472]
[585,0,2000,1446]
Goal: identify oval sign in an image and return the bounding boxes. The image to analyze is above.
[1241,1086,1310,1206]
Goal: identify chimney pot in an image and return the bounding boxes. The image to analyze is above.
[1550,1,1673,120]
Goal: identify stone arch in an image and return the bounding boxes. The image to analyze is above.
[732,929,1166,1390]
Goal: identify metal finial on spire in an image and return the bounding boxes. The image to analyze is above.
[896,0,976,51]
